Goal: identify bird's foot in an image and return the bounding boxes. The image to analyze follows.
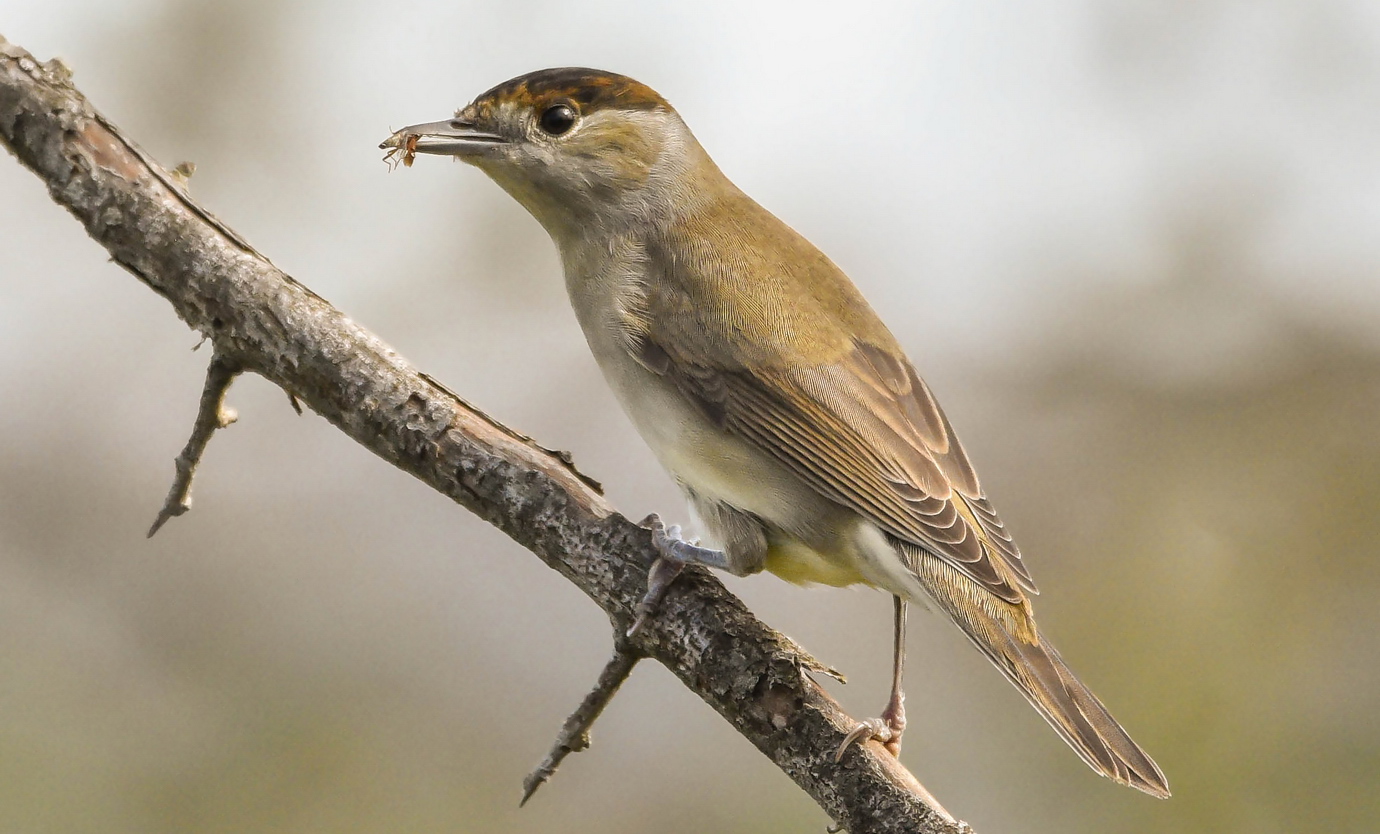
[627,513,726,638]
[835,700,906,761]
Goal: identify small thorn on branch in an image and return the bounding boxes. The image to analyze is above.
[147,354,241,537]
[170,160,196,187]
[780,632,847,685]
[520,641,642,807]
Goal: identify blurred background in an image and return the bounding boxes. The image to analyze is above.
[2,2,1378,832]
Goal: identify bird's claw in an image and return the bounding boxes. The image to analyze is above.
[835,714,904,762]
[628,552,685,637]
[628,513,716,637]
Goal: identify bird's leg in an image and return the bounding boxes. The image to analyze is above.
[628,513,730,637]
[836,596,909,760]
[882,595,909,753]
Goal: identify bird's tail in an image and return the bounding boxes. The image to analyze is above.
[902,544,1170,798]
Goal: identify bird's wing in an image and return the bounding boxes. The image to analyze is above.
[629,264,1037,602]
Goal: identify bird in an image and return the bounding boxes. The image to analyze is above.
[381,67,1169,799]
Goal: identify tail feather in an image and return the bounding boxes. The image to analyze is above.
[903,544,1170,798]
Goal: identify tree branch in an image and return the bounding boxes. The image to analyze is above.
[146,352,241,537]
[0,34,970,834]
[521,639,643,806]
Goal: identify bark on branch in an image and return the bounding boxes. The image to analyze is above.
[0,34,970,834]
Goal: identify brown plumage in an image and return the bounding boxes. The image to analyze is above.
[383,67,1170,799]
[474,67,667,114]
[630,197,1168,797]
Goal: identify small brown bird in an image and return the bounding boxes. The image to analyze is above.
[382,68,1169,798]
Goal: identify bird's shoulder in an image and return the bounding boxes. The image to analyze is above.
[629,195,893,370]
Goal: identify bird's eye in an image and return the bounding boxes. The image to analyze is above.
[539,104,577,136]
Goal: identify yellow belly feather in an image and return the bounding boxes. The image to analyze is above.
[764,538,868,587]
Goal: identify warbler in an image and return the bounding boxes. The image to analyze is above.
[381,68,1169,798]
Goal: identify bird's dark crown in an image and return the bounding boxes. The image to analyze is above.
[473,68,669,114]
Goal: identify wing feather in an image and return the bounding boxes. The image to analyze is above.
[648,335,1030,600]
[633,227,1038,599]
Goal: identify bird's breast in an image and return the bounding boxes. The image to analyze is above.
[564,261,809,522]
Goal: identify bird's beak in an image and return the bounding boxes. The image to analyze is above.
[379,119,507,166]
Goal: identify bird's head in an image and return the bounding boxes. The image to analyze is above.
[383,68,719,236]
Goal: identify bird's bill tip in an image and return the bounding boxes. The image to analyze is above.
[379,120,506,166]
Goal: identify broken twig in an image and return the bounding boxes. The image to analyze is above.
[147,354,241,537]
[521,640,643,806]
